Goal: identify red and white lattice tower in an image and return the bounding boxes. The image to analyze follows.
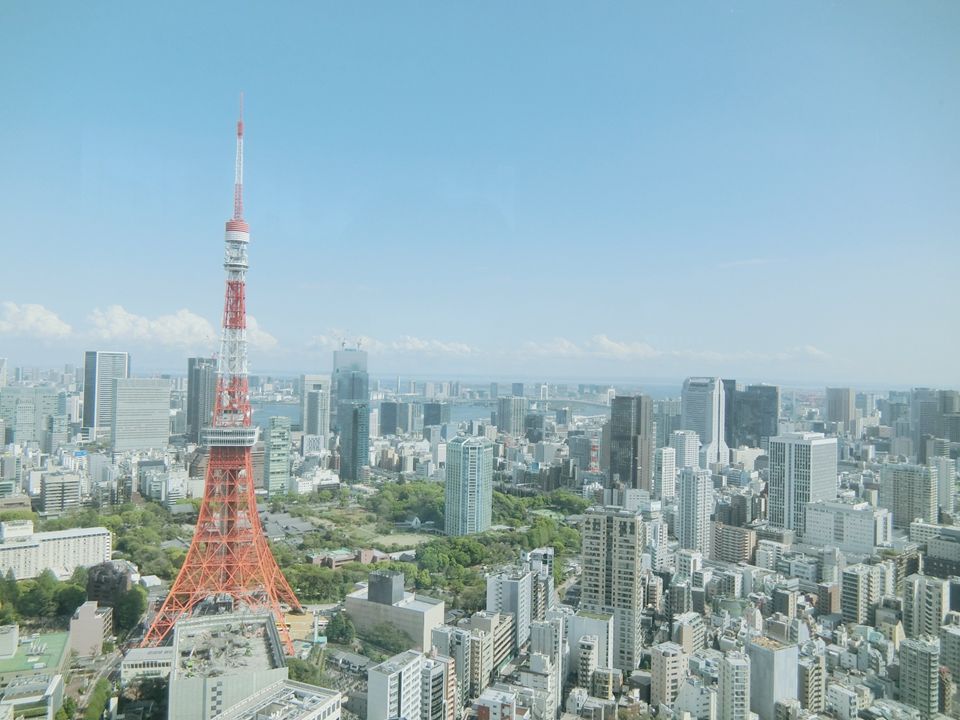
[142,100,301,654]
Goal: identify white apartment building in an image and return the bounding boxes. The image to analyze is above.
[803,500,892,554]
[0,521,111,580]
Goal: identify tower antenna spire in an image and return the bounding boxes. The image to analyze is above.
[142,98,301,656]
[233,92,244,221]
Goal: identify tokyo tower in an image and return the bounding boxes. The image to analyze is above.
[142,101,301,654]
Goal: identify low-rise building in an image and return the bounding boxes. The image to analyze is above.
[69,601,112,657]
[0,673,64,720]
[345,571,444,651]
[120,647,175,686]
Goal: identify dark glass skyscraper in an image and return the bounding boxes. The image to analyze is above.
[338,400,370,482]
[609,395,656,490]
[723,381,780,449]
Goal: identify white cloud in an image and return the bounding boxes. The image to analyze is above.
[0,302,72,338]
[246,316,278,350]
[515,335,830,365]
[308,332,474,356]
[88,305,217,348]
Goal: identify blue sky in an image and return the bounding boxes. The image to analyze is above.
[1,2,958,387]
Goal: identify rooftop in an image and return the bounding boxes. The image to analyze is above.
[211,680,340,720]
[171,615,285,679]
[0,632,70,677]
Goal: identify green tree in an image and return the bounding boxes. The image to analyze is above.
[287,658,324,685]
[360,623,414,654]
[0,569,19,608]
[84,679,111,720]
[56,584,87,616]
[19,569,59,617]
[325,612,355,644]
[115,586,148,632]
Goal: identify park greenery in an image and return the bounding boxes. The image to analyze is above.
[0,480,583,632]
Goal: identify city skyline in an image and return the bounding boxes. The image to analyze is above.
[1,3,958,386]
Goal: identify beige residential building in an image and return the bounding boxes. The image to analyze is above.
[580,507,646,671]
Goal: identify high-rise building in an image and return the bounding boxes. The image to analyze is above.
[580,507,646,670]
[338,401,370,482]
[879,462,938,528]
[486,567,533,649]
[110,378,170,452]
[421,655,456,720]
[650,642,687,709]
[511,383,525,397]
[609,395,656,491]
[670,430,700,470]
[931,456,957,516]
[681,377,728,467]
[825,387,856,430]
[0,359,6,388]
[187,357,217,443]
[379,401,401,436]
[723,381,780,449]
[496,397,527,437]
[367,650,424,720]
[746,637,798,720]
[797,653,826,712]
[653,447,676,501]
[767,433,838,534]
[431,625,472,706]
[654,399,682,448]
[40,473,81,514]
[423,402,451,427]
[300,374,331,440]
[677,467,712,555]
[903,574,949,638]
[719,650,751,720]
[840,563,887,625]
[82,351,130,438]
[899,638,940,720]
[445,436,494,536]
[0,387,58,444]
[264,417,291,498]
[332,348,368,431]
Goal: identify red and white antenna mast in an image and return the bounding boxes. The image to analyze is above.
[142,96,301,654]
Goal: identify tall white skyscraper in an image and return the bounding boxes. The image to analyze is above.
[110,378,169,452]
[300,374,331,441]
[677,467,712,555]
[670,430,700,469]
[265,416,292,498]
[681,377,728,467]
[719,651,751,720]
[0,358,6,387]
[932,456,957,517]
[83,350,130,439]
[767,432,838,534]
[653,447,676,501]
[445,436,494,536]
